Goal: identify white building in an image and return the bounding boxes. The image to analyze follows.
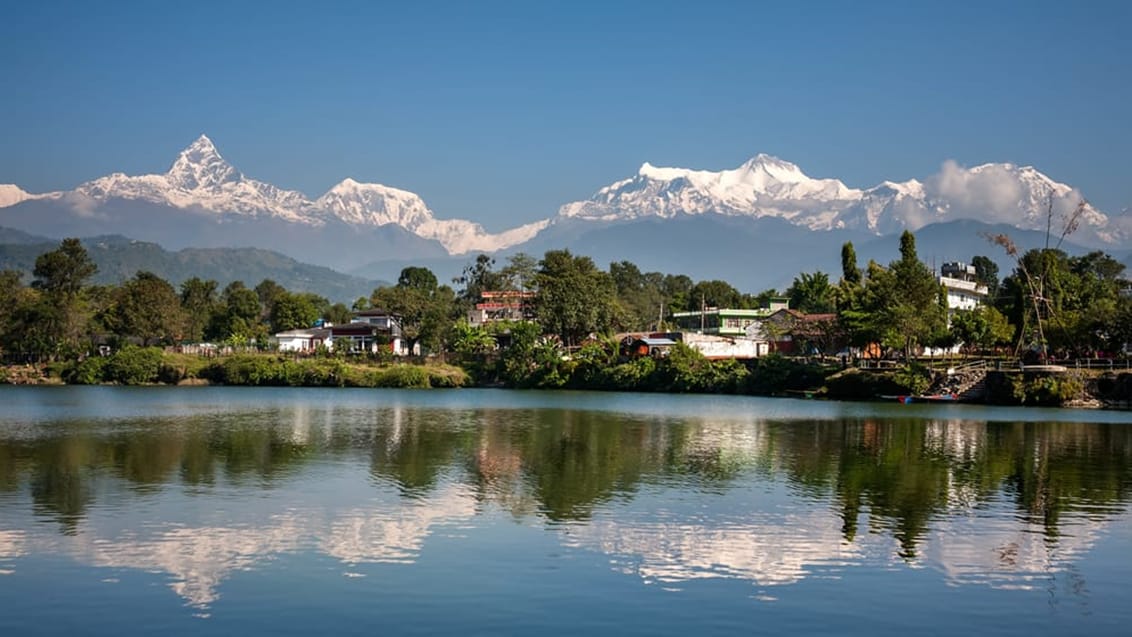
[939,262,989,313]
[275,328,330,353]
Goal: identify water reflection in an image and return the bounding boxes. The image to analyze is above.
[0,390,1130,612]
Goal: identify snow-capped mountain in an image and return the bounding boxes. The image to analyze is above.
[557,155,1118,244]
[71,135,321,222]
[559,154,862,229]
[0,135,1124,272]
[314,177,549,254]
[0,184,41,208]
[1,135,537,254]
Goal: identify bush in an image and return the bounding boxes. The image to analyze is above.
[201,355,287,385]
[603,357,658,391]
[1021,375,1083,406]
[656,343,717,392]
[65,356,108,384]
[104,346,164,385]
[892,363,932,396]
[823,368,905,401]
[427,366,469,388]
[374,365,430,388]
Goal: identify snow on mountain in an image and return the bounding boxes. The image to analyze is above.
[0,184,41,208]
[316,178,434,228]
[0,135,539,254]
[558,155,1119,244]
[559,155,862,229]
[2,137,1122,256]
[315,177,549,254]
[71,135,319,222]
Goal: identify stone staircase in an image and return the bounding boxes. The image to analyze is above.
[929,360,989,401]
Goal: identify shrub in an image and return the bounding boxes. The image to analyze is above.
[427,366,469,388]
[656,343,716,392]
[892,363,932,396]
[605,357,658,391]
[714,358,750,394]
[203,355,282,385]
[375,365,430,388]
[1022,375,1083,406]
[66,356,108,384]
[104,346,164,385]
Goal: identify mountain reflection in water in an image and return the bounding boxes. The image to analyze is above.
[0,387,1130,616]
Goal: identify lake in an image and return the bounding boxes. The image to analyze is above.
[1,386,1131,636]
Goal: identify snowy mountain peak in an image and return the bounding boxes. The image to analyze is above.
[314,177,547,254]
[317,178,434,228]
[739,153,803,178]
[562,155,862,225]
[559,156,1119,243]
[0,184,40,208]
[166,134,240,190]
[5,137,1123,256]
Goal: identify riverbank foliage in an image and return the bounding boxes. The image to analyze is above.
[46,348,469,388]
[2,234,1129,404]
[455,330,838,395]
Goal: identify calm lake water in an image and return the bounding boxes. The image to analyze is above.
[1,387,1131,636]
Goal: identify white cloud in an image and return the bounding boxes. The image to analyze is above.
[926,160,1027,224]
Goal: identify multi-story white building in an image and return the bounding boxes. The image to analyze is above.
[939,262,989,313]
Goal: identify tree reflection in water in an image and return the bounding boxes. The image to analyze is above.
[1,399,1130,609]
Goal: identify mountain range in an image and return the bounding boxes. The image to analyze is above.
[2,135,1128,291]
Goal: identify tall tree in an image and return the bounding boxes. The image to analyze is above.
[971,255,999,301]
[786,271,835,313]
[269,292,321,333]
[610,260,667,330]
[399,266,440,291]
[687,279,742,311]
[662,274,694,316]
[207,281,264,343]
[31,238,98,358]
[32,238,96,299]
[255,279,287,320]
[534,250,617,346]
[841,241,861,285]
[108,271,186,345]
[501,253,538,292]
[0,270,34,358]
[373,266,456,353]
[885,231,947,358]
[454,254,504,302]
[180,277,220,343]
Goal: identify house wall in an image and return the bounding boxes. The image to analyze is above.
[278,336,314,352]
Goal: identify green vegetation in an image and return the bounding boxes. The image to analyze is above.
[2,233,1129,404]
[48,349,469,388]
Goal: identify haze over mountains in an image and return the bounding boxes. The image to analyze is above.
[2,135,1128,291]
[0,231,382,303]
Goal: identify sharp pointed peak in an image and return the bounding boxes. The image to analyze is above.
[167,133,239,187]
[740,153,795,169]
[181,133,221,156]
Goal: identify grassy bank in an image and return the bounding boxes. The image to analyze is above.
[3,347,470,389]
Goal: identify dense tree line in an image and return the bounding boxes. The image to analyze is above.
[2,233,1129,369]
[0,239,353,361]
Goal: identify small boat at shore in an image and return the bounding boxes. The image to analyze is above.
[879,394,960,404]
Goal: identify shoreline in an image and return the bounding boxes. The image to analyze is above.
[4,359,1129,411]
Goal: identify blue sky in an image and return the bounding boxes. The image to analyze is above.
[2,0,1130,229]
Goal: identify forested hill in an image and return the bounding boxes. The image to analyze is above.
[0,232,383,303]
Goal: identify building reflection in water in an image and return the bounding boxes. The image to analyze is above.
[0,403,1129,610]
